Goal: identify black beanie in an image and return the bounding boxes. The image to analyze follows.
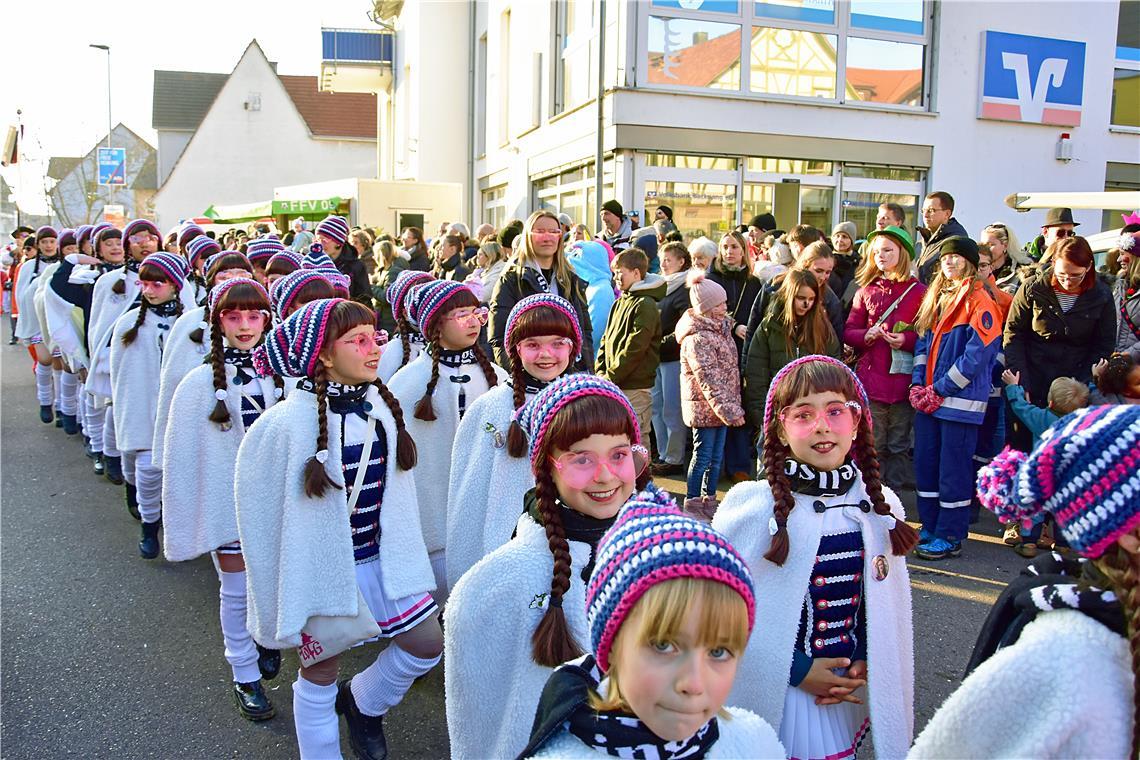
[748,213,777,232]
[602,199,623,218]
[939,236,980,267]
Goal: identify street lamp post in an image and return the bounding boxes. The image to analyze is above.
[89,44,111,149]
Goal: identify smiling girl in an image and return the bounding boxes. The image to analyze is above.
[388,280,506,595]
[444,375,651,760]
[376,269,434,382]
[109,252,190,558]
[161,277,282,721]
[445,293,583,589]
[238,298,439,760]
[714,355,918,760]
[519,488,784,759]
[14,226,60,422]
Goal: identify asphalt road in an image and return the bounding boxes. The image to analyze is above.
[1,340,1028,758]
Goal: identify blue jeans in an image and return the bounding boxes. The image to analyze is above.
[687,426,727,498]
[652,361,688,465]
[914,412,979,544]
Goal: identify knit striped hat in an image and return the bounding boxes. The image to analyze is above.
[57,228,77,249]
[253,297,343,378]
[75,225,95,249]
[515,374,641,474]
[978,406,1140,559]
[246,235,285,263]
[186,236,222,267]
[302,243,351,293]
[36,225,57,242]
[178,223,205,251]
[93,224,121,251]
[763,354,871,432]
[267,249,304,272]
[504,293,583,359]
[586,485,756,672]
[123,219,159,241]
[316,215,350,246]
[386,270,434,324]
[208,276,269,313]
[270,269,332,321]
[141,251,189,291]
[413,280,474,335]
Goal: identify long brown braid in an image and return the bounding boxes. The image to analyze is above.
[414,333,443,421]
[112,273,127,295]
[1093,544,1140,757]
[531,466,583,667]
[207,324,232,429]
[761,420,796,565]
[189,304,209,344]
[472,342,500,389]
[120,299,151,346]
[398,315,414,367]
[507,350,529,457]
[303,364,341,498]
[371,379,418,470]
[852,415,919,555]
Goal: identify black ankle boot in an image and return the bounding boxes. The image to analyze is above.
[103,455,124,485]
[232,681,274,721]
[336,679,388,760]
[256,644,281,681]
[124,483,140,521]
[39,405,53,424]
[93,454,105,476]
[62,414,79,435]
[138,519,161,559]
[55,410,63,428]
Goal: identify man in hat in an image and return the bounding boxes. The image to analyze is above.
[1023,207,1079,263]
[3,225,34,267]
[596,199,632,251]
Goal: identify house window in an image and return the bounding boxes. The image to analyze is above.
[555,0,595,113]
[646,153,739,170]
[534,161,614,231]
[499,10,511,146]
[1112,0,1140,128]
[482,185,508,230]
[644,0,931,109]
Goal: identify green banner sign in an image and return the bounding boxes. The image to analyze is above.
[272,197,342,215]
[203,197,343,223]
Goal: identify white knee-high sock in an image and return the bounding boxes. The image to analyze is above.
[52,368,62,408]
[86,395,104,453]
[59,371,78,415]
[218,569,261,684]
[103,407,120,458]
[35,363,53,406]
[350,644,440,717]
[293,675,342,760]
[133,450,162,523]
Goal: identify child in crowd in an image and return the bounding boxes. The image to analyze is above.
[714,355,917,760]
[1092,351,1140,404]
[915,405,1140,758]
[596,247,665,438]
[565,240,615,364]
[376,269,434,382]
[518,488,785,759]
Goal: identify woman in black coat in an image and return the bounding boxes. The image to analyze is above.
[1003,237,1115,449]
[650,241,692,475]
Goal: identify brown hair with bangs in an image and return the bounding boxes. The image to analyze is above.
[776,268,833,355]
[121,264,184,346]
[589,578,749,714]
[1049,236,1097,295]
[207,281,282,429]
[266,254,300,280]
[304,300,418,497]
[190,254,256,344]
[283,277,338,319]
[531,394,645,667]
[505,305,581,457]
[761,360,918,565]
[856,230,913,286]
[413,287,500,421]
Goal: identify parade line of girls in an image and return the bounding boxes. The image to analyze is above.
[11,215,1136,759]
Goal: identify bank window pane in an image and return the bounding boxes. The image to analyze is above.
[645,153,739,170]
[648,17,742,90]
[849,1,924,36]
[747,157,833,174]
[750,27,837,98]
[840,191,918,238]
[754,0,835,26]
[845,37,924,106]
[1118,0,1140,62]
[742,183,775,223]
[644,181,737,240]
[652,0,740,13]
[843,163,922,181]
[1112,69,1140,128]
[800,187,833,231]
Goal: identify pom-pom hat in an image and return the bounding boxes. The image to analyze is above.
[178,223,204,251]
[253,297,343,378]
[141,252,189,291]
[504,293,583,359]
[316,215,350,246]
[586,487,756,673]
[267,249,304,271]
[93,225,121,251]
[763,354,871,432]
[977,405,1140,559]
[385,270,435,324]
[185,236,222,268]
[515,375,640,474]
[270,269,332,321]
[302,243,351,292]
[414,280,475,335]
[246,235,285,263]
[686,268,727,314]
[208,276,269,313]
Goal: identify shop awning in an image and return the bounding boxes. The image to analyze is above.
[203,197,343,223]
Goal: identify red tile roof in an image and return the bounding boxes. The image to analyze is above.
[845,67,922,105]
[277,75,377,139]
[648,28,741,88]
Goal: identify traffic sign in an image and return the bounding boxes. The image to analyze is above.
[97,147,126,186]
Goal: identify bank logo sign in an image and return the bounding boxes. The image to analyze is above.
[979,30,1085,126]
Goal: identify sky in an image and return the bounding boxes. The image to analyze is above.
[1,0,375,214]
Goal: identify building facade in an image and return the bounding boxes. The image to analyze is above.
[47,124,158,229]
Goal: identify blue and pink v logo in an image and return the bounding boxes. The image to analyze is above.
[980,30,1085,126]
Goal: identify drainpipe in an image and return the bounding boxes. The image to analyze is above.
[468,0,477,224]
[594,0,606,223]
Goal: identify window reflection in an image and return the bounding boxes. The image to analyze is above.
[644,181,737,240]
[648,16,742,90]
[749,27,838,98]
[845,37,924,106]
[1111,69,1140,128]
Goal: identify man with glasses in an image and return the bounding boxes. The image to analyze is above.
[1023,207,1079,264]
[916,191,968,285]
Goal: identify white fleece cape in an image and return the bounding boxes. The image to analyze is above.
[234,386,435,650]
[43,271,89,369]
[86,269,138,399]
[445,383,536,590]
[376,337,423,383]
[531,706,785,759]
[908,608,1133,759]
[444,513,592,760]
[711,479,915,760]
[31,262,62,352]
[387,350,507,556]
[161,363,279,562]
[14,258,48,341]
[108,305,178,453]
[151,306,212,463]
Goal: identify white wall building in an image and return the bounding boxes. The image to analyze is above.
[386,0,1139,246]
[152,40,378,231]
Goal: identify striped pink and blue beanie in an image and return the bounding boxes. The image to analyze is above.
[270,269,333,321]
[36,225,58,242]
[414,280,474,335]
[57,229,77,249]
[186,236,222,268]
[316,215,350,246]
[302,243,351,293]
[141,252,189,291]
[253,297,344,378]
[386,269,435,324]
[75,225,95,249]
[246,235,285,264]
[515,374,640,474]
[267,249,304,272]
[763,354,871,432]
[586,485,756,672]
[123,219,159,241]
[978,405,1140,559]
[208,276,269,313]
[93,224,120,251]
[178,223,204,251]
[504,293,583,359]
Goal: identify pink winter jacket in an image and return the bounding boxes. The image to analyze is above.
[676,309,745,428]
[843,275,927,404]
